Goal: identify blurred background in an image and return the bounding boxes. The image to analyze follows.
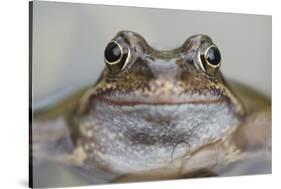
[32,1,271,110]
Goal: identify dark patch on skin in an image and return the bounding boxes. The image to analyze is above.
[123,122,201,164]
[125,130,196,146]
[128,132,157,146]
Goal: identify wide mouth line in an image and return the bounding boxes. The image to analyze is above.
[94,96,225,106]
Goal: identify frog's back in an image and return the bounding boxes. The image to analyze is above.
[227,80,271,112]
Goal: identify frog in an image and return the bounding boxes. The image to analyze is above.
[31,31,271,185]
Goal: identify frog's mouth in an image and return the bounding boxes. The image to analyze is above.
[94,95,226,106]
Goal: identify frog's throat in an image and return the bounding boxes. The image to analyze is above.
[75,101,241,174]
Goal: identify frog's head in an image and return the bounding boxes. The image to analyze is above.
[76,31,245,174]
[81,31,243,113]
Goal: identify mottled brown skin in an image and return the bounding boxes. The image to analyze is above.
[32,31,271,184]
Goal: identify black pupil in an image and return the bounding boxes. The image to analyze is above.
[206,46,221,65]
[104,42,122,62]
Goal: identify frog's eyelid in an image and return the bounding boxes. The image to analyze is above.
[195,49,206,72]
[120,47,131,70]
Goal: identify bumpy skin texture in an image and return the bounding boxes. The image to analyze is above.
[33,31,271,183]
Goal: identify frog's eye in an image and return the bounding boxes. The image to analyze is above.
[104,40,131,73]
[199,45,221,75]
[204,46,221,66]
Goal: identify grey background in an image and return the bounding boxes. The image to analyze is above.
[32,1,272,109]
